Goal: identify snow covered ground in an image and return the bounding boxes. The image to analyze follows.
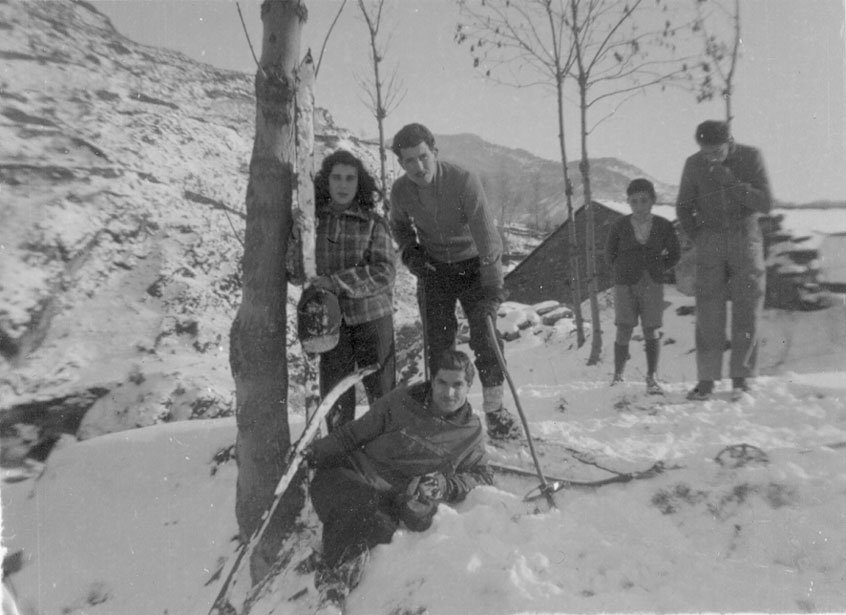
[3,288,846,615]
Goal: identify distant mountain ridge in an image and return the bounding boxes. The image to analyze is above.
[433,133,678,230]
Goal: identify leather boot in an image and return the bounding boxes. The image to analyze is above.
[482,386,520,439]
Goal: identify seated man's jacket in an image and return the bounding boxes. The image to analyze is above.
[308,381,492,503]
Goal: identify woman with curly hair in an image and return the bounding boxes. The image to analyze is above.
[309,150,396,430]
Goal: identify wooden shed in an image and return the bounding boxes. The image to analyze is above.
[504,201,678,305]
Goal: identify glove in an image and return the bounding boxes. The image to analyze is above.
[300,445,317,468]
[414,472,450,503]
[479,286,507,303]
[398,473,449,532]
[473,286,506,322]
[401,244,436,278]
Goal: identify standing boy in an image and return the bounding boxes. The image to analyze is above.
[389,123,520,439]
[606,178,680,394]
[675,120,772,400]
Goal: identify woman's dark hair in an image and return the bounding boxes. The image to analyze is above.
[432,349,475,385]
[315,150,382,211]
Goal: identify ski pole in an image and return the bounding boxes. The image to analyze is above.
[417,280,429,382]
[485,314,557,509]
[208,365,377,615]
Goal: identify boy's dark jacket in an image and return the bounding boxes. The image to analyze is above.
[606,215,681,285]
[308,381,492,502]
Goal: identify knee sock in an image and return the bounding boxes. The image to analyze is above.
[614,343,629,376]
[645,338,660,377]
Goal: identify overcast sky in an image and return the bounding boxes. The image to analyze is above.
[92,0,846,204]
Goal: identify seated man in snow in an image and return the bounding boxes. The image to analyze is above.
[304,349,493,573]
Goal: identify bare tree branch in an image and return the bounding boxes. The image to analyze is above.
[235,1,267,79]
[315,0,348,78]
[456,0,586,347]
[356,0,407,203]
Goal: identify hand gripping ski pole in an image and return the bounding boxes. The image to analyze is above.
[485,314,557,509]
[208,364,378,615]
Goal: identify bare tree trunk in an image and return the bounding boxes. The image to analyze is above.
[568,0,602,364]
[230,0,306,584]
[556,82,585,347]
[579,91,603,365]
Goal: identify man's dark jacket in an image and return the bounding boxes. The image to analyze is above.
[308,381,492,501]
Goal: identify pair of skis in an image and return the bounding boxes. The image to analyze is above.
[207,365,377,615]
[490,460,667,502]
[485,314,668,505]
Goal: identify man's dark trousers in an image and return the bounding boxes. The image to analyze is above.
[419,256,504,389]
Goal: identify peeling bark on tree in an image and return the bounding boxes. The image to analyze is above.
[291,52,321,423]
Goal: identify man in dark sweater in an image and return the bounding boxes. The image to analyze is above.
[389,123,520,439]
[606,178,680,394]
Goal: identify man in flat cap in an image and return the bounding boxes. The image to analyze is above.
[675,120,773,401]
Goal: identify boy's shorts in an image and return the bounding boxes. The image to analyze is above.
[614,274,664,329]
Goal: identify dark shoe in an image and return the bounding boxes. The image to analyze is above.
[646,376,664,396]
[686,380,714,401]
[485,407,522,440]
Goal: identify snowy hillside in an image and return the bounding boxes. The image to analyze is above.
[0,0,389,443]
[4,288,846,614]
